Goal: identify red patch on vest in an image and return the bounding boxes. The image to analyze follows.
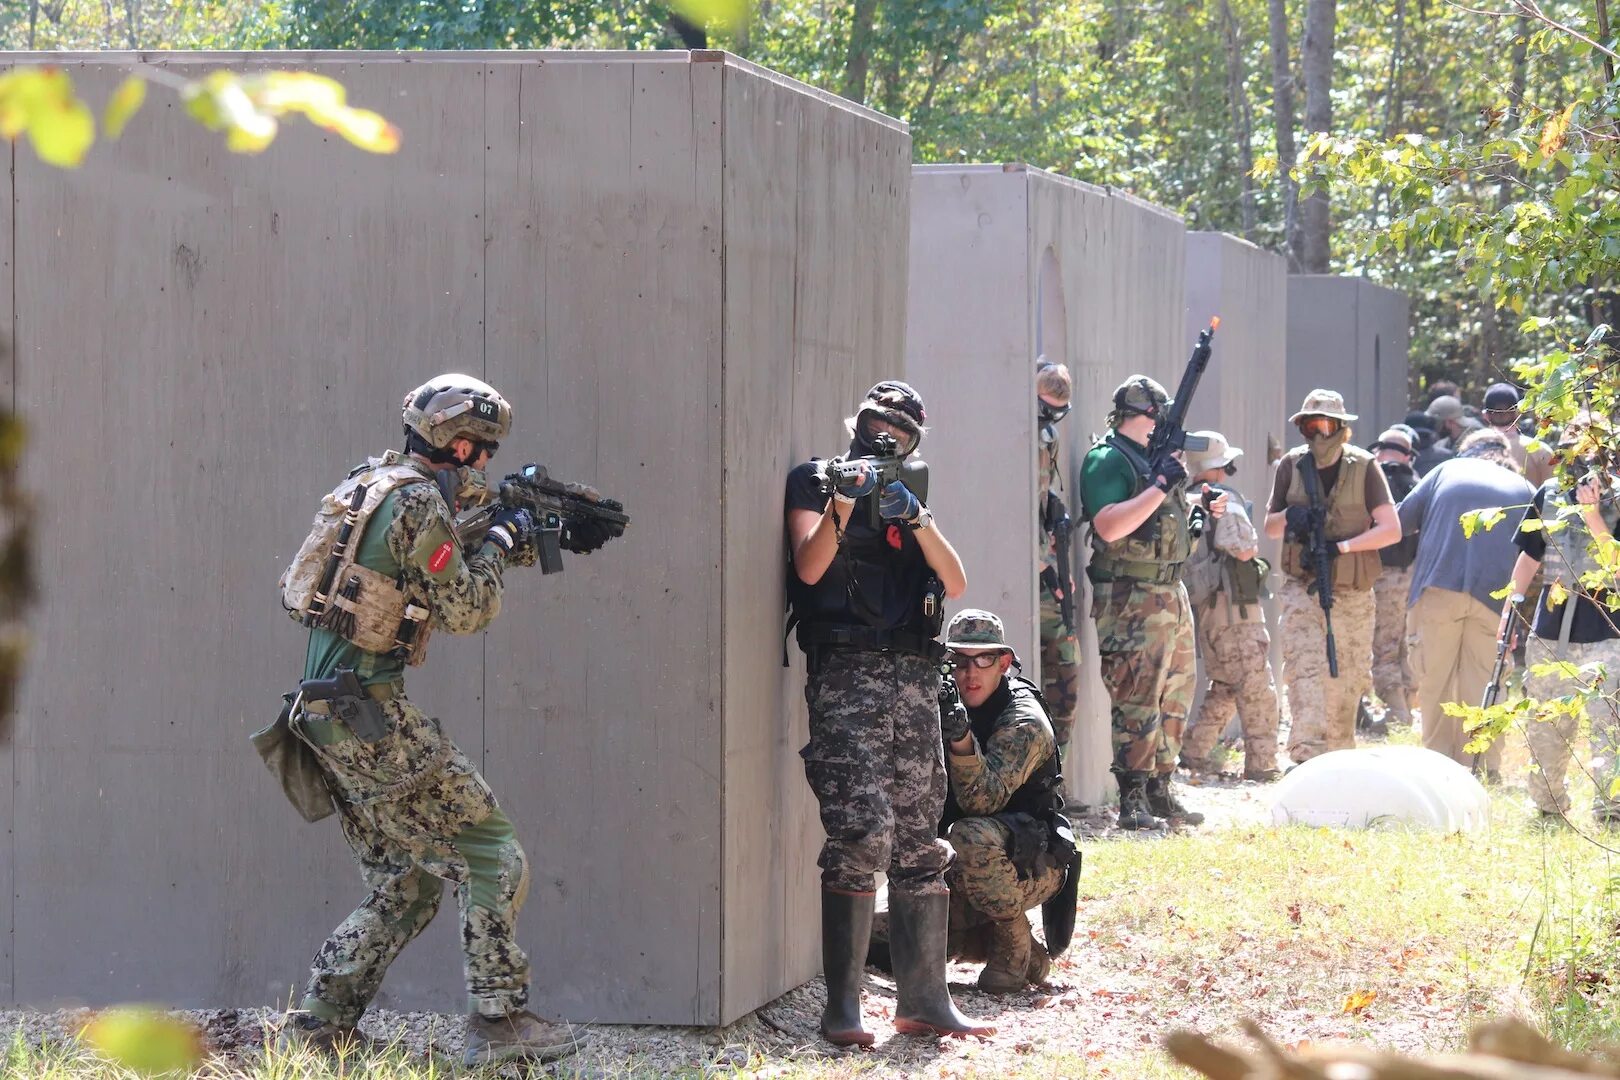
[428,541,455,574]
[887,524,903,550]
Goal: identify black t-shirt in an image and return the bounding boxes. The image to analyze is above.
[1515,484,1620,643]
[785,460,932,630]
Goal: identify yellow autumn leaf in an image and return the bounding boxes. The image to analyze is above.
[1342,988,1378,1014]
[103,75,146,140]
[27,93,94,167]
[1540,104,1574,157]
[1549,581,1569,608]
[668,0,751,30]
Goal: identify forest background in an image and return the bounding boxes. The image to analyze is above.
[6,0,1606,405]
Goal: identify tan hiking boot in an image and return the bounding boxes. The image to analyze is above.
[463,1009,588,1067]
[1026,934,1052,986]
[977,916,1033,994]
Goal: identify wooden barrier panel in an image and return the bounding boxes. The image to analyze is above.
[6,51,909,1027]
[1286,276,1412,443]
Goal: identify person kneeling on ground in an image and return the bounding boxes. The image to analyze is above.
[873,609,1080,993]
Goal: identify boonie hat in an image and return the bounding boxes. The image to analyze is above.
[1289,389,1357,424]
[944,609,1015,653]
[1185,430,1242,474]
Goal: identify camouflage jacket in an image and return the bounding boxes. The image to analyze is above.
[947,677,1059,818]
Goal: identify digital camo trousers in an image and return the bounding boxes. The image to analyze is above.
[1523,636,1620,815]
[298,696,531,1024]
[1182,621,1282,773]
[1092,578,1195,775]
[1039,581,1080,753]
[802,649,953,897]
[1372,566,1416,724]
[945,816,1065,922]
[1278,576,1375,762]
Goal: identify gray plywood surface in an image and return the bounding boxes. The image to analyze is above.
[1286,276,1410,445]
[719,66,911,1025]
[1,126,12,1008]
[905,168,1037,660]
[5,51,909,1026]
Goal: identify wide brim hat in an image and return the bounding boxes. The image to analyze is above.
[944,609,1016,653]
[1289,388,1358,424]
[1185,430,1243,473]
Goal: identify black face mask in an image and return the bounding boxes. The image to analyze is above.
[1039,401,1071,427]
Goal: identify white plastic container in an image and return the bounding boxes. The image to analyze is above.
[1270,746,1490,832]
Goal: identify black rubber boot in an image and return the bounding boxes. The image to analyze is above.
[889,891,996,1038]
[820,890,876,1046]
[1115,770,1162,831]
[1146,774,1205,826]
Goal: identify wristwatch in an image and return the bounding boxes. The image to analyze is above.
[911,507,935,531]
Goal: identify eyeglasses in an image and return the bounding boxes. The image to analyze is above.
[1298,416,1342,439]
[948,651,1004,671]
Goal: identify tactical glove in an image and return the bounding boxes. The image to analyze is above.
[560,516,613,555]
[487,508,536,556]
[1283,504,1325,543]
[938,679,971,744]
[830,462,878,500]
[879,480,921,522]
[1151,451,1187,491]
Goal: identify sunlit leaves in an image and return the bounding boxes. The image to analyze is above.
[0,67,95,166]
[102,75,145,140]
[182,70,400,154]
[80,1007,203,1075]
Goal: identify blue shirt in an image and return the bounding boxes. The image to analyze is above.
[1396,457,1536,613]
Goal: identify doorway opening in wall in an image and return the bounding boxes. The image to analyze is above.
[1037,246,1068,372]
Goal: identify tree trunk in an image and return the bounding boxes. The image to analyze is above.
[1479,15,1531,376]
[1267,0,1300,268]
[27,0,37,49]
[841,0,878,102]
[1221,0,1259,240]
[1298,0,1337,272]
[1382,0,1404,135]
[123,0,138,48]
[100,0,113,48]
[1027,0,1040,111]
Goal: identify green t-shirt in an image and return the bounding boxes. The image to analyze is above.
[302,490,408,688]
[1079,434,1146,521]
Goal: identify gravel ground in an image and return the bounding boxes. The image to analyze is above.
[0,781,1280,1078]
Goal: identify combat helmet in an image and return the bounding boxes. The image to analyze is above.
[1111,375,1171,422]
[402,374,512,452]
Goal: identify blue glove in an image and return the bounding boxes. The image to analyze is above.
[829,460,878,500]
[486,507,535,555]
[879,481,921,522]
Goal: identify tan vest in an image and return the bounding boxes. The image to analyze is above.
[1279,445,1382,592]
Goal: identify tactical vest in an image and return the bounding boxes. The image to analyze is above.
[1185,483,1268,624]
[1279,445,1382,592]
[281,452,438,665]
[1540,483,1620,643]
[1086,433,1191,585]
[940,677,1064,831]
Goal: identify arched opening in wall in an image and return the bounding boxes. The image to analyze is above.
[1036,246,1068,370]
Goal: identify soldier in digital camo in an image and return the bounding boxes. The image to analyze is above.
[277,375,608,1067]
[937,609,1077,993]
[785,381,992,1044]
[1079,376,1224,830]
[1177,431,1284,781]
[1035,360,1080,753]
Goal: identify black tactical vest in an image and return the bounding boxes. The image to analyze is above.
[940,677,1064,831]
[1379,461,1419,570]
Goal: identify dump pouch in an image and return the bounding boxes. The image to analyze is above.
[249,694,336,823]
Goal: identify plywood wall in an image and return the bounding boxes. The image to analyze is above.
[5,51,909,1027]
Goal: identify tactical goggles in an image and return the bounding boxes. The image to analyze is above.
[948,650,1006,671]
[1369,440,1412,455]
[856,411,920,456]
[1297,416,1343,439]
[1039,401,1072,426]
[1483,408,1522,427]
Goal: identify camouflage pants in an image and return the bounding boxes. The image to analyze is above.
[1523,637,1620,815]
[945,816,1066,921]
[802,649,953,897]
[1092,578,1195,775]
[1182,621,1281,773]
[1278,576,1375,763]
[1039,581,1080,753]
[296,694,531,1024]
[1372,566,1416,725]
